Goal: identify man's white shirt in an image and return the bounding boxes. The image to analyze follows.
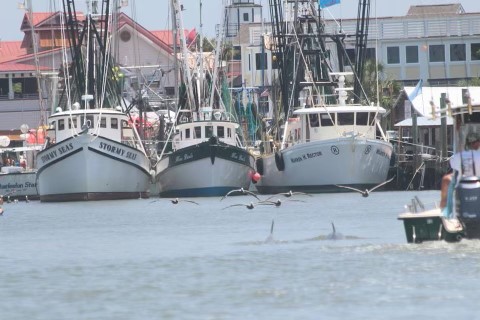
[450,150,480,176]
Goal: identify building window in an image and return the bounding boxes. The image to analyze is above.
[450,44,466,62]
[406,46,418,63]
[429,44,445,62]
[365,48,376,60]
[345,48,356,64]
[255,53,267,70]
[471,43,480,61]
[120,30,131,42]
[243,12,249,22]
[387,46,400,64]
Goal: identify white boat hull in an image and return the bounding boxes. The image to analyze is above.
[36,134,151,201]
[255,137,393,194]
[155,142,255,197]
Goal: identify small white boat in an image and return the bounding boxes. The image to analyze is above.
[1,145,42,200]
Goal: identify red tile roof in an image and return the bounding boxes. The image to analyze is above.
[151,29,197,47]
[0,62,49,72]
[0,41,27,63]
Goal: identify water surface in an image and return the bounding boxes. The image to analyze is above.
[1,191,479,320]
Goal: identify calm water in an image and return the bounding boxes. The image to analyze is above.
[1,190,479,320]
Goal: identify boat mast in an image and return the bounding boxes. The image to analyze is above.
[24,0,48,126]
[172,0,196,117]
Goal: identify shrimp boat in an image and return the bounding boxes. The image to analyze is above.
[153,0,255,197]
[398,100,480,242]
[254,0,393,194]
[36,0,151,202]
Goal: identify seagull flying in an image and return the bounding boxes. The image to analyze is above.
[171,198,199,205]
[220,188,260,201]
[335,175,395,197]
[265,191,311,201]
[222,202,256,210]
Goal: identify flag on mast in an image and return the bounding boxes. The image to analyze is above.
[319,0,340,9]
[408,79,423,102]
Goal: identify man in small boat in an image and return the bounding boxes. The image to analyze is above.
[440,132,480,210]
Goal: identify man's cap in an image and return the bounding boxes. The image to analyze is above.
[466,132,480,144]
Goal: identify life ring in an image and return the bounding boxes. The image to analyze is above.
[274,151,285,171]
[256,158,264,175]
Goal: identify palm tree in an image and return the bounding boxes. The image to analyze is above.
[361,59,401,130]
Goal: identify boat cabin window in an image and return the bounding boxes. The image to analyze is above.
[194,126,201,138]
[217,126,225,138]
[111,118,118,129]
[206,126,213,138]
[100,117,107,128]
[227,128,232,138]
[58,119,65,131]
[320,113,334,126]
[185,128,191,139]
[309,113,319,127]
[81,115,94,129]
[68,118,77,129]
[337,112,354,125]
[122,120,129,128]
[356,112,369,125]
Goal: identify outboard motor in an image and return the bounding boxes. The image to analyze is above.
[456,176,480,238]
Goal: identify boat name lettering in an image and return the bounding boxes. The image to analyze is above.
[40,142,74,163]
[99,142,125,156]
[175,153,193,163]
[305,151,322,159]
[98,142,138,160]
[231,152,246,161]
[0,182,23,190]
[290,151,322,163]
[375,149,390,159]
[290,156,303,163]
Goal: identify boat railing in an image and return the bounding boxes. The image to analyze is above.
[390,138,452,163]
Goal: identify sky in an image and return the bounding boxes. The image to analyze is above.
[0,0,479,42]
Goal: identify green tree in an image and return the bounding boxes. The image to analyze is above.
[457,77,480,86]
